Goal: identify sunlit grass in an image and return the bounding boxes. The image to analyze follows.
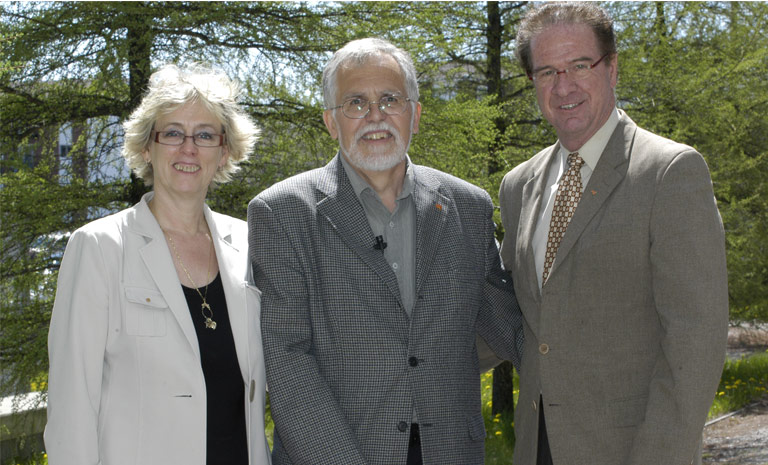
[709,349,768,419]
[483,369,518,464]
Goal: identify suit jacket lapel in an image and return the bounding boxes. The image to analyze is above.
[412,168,450,298]
[519,146,558,299]
[548,114,634,278]
[131,194,201,358]
[206,209,250,384]
[316,157,405,317]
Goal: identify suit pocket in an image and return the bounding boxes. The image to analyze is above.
[467,413,487,441]
[124,286,168,336]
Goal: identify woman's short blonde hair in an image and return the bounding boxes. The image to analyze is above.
[122,64,259,187]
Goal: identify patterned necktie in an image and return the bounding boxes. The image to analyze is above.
[542,152,585,285]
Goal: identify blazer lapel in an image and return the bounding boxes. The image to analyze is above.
[316,157,404,312]
[412,168,450,299]
[206,209,250,384]
[519,146,558,299]
[131,195,201,358]
[548,115,634,278]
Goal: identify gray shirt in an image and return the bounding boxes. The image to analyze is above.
[340,153,417,317]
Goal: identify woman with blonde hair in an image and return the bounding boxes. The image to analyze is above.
[45,64,270,465]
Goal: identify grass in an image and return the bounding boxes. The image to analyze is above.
[482,369,518,464]
[709,349,768,419]
[10,351,767,465]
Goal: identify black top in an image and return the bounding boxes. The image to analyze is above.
[182,273,248,465]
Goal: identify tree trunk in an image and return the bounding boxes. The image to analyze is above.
[486,1,504,176]
[491,361,516,417]
[125,8,153,204]
[486,1,516,419]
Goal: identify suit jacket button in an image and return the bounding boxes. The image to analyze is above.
[532,400,537,411]
[539,343,549,354]
[398,421,408,432]
[408,357,419,367]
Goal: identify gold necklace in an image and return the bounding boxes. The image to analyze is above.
[166,231,217,330]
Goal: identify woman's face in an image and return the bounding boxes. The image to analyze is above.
[143,101,228,200]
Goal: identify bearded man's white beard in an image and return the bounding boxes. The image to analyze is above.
[339,120,412,172]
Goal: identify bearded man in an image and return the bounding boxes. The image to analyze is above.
[247,37,523,465]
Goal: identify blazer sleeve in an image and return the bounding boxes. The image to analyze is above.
[627,149,729,464]
[248,197,368,465]
[45,227,112,465]
[473,195,525,371]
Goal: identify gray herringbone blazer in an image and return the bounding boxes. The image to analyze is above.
[248,155,523,465]
[499,112,728,465]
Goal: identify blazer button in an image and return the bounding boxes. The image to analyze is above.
[398,421,408,432]
[532,400,537,411]
[408,357,419,367]
[539,343,549,355]
[249,380,255,402]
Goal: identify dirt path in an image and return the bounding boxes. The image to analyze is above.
[703,325,768,465]
[704,395,768,464]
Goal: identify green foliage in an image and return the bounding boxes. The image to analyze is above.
[0,164,129,397]
[411,93,501,192]
[5,452,48,465]
[613,1,768,321]
[715,152,768,321]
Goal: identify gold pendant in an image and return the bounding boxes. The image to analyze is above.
[204,317,217,330]
[202,302,211,312]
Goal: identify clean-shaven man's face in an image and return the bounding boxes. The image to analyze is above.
[530,22,617,151]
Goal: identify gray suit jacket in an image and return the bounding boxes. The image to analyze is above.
[249,155,523,465]
[499,112,728,465]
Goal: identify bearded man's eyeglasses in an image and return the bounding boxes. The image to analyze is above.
[329,95,412,119]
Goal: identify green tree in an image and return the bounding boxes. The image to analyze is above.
[613,1,768,321]
[0,0,368,399]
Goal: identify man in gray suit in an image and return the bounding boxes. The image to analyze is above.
[248,38,523,465]
[498,3,729,465]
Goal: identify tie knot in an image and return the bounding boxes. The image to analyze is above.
[568,152,584,168]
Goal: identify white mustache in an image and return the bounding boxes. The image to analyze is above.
[355,122,400,141]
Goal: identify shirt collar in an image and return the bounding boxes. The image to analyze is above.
[339,152,415,202]
[558,108,619,172]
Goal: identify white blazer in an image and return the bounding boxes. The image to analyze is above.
[45,192,271,465]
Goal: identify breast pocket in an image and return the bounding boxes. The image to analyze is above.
[124,286,168,336]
